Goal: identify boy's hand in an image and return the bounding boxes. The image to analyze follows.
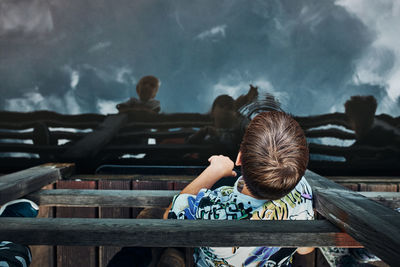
[208,155,237,178]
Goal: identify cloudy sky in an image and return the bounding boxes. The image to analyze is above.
[0,0,399,116]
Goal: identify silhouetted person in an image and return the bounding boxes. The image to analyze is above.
[344,95,400,161]
[117,75,161,113]
[187,94,241,149]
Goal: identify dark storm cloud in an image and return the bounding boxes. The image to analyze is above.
[0,0,397,115]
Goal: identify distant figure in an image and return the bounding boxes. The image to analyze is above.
[234,84,259,110]
[116,75,161,113]
[187,94,240,148]
[344,95,400,162]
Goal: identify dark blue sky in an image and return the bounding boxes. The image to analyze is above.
[0,0,399,116]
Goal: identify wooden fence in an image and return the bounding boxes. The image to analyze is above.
[0,110,399,175]
[0,164,399,266]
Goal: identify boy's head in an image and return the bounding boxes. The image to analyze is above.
[136,75,160,102]
[238,111,308,200]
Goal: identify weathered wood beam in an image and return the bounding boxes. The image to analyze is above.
[70,173,400,183]
[27,189,400,209]
[102,144,220,153]
[309,143,400,157]
[115,129,196,141]
[358,192,400,210]
[70,174,195,181]
[0,218,361,247]
[0,111,104,123]
[0,121,99,130]
[327,176,400,183]
[62,114,128,159]
[121,121,212,132]
[0,143,65,153]
[305,128,355,140]
[0,163,75,205]
[306,170,400,266]
[0,131,33,140]
[294,113,350,130]
[27,189,179,207]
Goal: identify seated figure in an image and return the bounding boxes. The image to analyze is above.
[116,75,161,113]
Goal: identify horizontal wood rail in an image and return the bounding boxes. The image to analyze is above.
[115,129,196,141]
[121,121,212,132]
[0,121,99,130]
[305,128,355,140]
[27,189,179,207]
[0,110,104,123]
[0,163,75,205]
[294,113,350,130]
[0,218,360,247]
[26,189,400,209]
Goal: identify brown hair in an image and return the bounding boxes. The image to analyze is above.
[240,111,308,200]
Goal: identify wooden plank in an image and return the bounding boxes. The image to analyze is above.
[98,180,131,267]
[0,143,65,153]
[56,180,97,267]
[30,184,55,267]
[359,183,398,210]
[27,189,400,208]
[0,110,104,123]
[327,176,400,183]
[306,170,400,266]
[340,183,358,191]
[0,163,74,205]
[358,192,400,209]
[359,183,398,192]
[305,128,355,140]
[62,113,128,159]
[0,121,99,130]
[71,174,196,181]
[0,218,361,247]
[27,189,178,207]
[115,129,196,140]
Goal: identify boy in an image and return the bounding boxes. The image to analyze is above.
[164,111,314,266]
[116,75,161,113]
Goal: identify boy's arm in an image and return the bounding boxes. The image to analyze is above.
[163,155,236,219]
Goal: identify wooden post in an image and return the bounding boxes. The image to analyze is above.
[55,180,97,267]
[98,180,131,267]
[306,170,400,266]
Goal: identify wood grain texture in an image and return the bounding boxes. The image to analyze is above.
[98,180,131,267]
[27,189,179,207]
[27,189,400,208]
[55,180,97,267]
[0,163,74,205]
[306,170,400,266]
[62,114,128,159]
[0,218,361,247]
[30,184,55,267]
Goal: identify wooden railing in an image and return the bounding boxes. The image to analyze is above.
[0,164,399,266]
[0,110,398,175]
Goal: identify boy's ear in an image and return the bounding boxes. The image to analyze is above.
[235,151,242,166]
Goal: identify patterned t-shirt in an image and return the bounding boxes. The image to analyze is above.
[168,176,314,267]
